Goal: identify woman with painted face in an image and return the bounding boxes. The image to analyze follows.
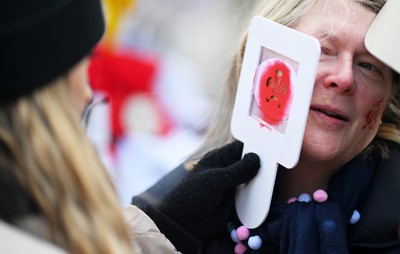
[132,0,400,253]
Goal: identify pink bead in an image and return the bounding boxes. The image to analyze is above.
[287,197,298,204]
[236,226,250,240]
[234,243,247,254]
[313,189,328,203]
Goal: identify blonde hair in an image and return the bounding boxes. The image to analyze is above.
[0,79,133,253]
[191,0,398,161]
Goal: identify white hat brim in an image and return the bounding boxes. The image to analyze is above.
[365,0,400,74]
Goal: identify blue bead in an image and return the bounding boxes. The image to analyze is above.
[248,235,262,250]
[349,210,360,224]
[230,229,240,243]
[298,193,312,203]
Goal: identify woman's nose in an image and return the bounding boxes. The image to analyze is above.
[323,57,355,95]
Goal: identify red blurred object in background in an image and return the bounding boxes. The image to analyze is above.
[88,45,170,148]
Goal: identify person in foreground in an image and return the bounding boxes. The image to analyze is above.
[132,0,400,253]
[0,0,260,253]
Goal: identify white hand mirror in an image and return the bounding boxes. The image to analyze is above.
[231,16,320,228]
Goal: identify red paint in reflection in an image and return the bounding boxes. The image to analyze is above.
[254,58,293,125]
[259,122,272,131]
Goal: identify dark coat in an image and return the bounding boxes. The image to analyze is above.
[132,141,400,254]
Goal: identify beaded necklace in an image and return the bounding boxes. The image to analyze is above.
[229,189,361,254]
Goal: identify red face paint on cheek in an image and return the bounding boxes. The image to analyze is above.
[362,97,384,130]
[254,58,293,126]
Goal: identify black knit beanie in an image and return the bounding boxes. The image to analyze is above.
[0,0,105,102]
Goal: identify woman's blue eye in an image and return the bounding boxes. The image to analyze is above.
[359,62,382,74]
[359,62,374,70]
[358,62,384,79]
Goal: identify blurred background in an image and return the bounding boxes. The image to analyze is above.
[86,0,257,206]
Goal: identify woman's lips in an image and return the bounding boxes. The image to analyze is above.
[310,105,350,126]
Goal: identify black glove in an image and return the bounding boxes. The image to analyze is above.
[157,140,260,238]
